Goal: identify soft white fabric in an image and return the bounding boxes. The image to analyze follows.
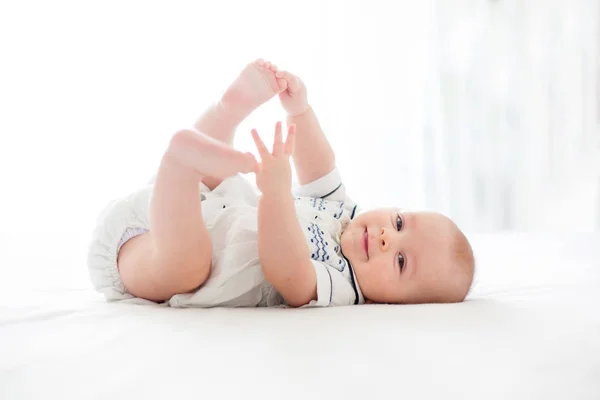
[87,168,364,307]
[1,232,599,399]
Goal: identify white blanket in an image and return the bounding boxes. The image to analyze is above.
[1,232,599,399]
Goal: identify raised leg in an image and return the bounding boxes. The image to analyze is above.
[117,59,286,302]
[193,59,287,189]
[118,129,259,301]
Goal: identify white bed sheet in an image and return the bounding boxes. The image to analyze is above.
[1,232,599,399]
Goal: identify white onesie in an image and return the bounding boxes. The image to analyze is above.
[87,168,365,307]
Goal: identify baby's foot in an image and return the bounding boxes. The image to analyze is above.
[276,70,309,117]
[166,129,257,180]
[221,59,288,115]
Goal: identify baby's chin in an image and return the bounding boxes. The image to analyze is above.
[339,229,352,260]
[339,227,361,264]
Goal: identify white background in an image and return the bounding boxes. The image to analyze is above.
[0,0,598,292]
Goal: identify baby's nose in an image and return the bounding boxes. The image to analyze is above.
[379,227,390,252]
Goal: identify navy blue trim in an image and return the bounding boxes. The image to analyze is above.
[321,182,343,199]
[350,204,358,219]
[342,255,360,305]
[325,266,333,306]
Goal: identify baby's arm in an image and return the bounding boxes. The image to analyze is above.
[251,123,317,307]
[289,107,335,185]
[258,192,316,307]
[277,71,336,185]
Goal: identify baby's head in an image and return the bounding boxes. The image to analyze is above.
[340,208,474,304]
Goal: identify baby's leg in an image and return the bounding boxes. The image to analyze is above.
[118,130,256,301]
[118,60,286,301]
[194,59,286,189]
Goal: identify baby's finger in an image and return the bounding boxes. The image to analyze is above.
[281,71,301,93]
[276,78,288,93]
[251,129,269,157]
[272,121,284,156]
[284,124,296,155]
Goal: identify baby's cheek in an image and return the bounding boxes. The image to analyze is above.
[369,257,388,277]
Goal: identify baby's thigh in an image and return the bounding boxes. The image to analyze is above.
[88,185,212,303]
[117,232,169,302]
[116,229,213,303]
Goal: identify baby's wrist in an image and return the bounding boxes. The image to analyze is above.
[287,105,311,118]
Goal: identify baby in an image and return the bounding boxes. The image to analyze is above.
[87,59,474,308]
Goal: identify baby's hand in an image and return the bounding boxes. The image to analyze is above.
[251,121,296,197]
[276,71,309,117]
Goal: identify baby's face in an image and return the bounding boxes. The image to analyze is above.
[340,208,473,304]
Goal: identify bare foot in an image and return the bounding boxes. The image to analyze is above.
[165,129,257,180]
[221,59,288,115]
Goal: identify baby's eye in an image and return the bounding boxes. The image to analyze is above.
[398,254,405,272]
[396,215,403,231]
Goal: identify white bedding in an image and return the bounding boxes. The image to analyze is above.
[1,232,599,399]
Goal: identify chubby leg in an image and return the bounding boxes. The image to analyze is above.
[118,59,286,301]
[118,130,257,301]
[194,59,287,189]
